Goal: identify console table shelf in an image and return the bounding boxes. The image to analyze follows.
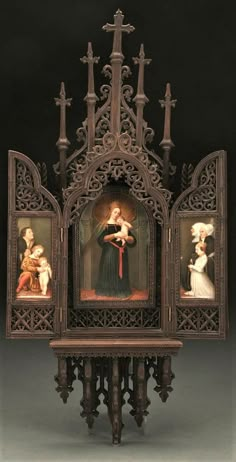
[50,337,183,444]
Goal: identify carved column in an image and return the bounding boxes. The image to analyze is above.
[155,355,174,402]
[81,358,96,428]
[55,357,73,403]
[108,358,122,444]
[131,358,148,427]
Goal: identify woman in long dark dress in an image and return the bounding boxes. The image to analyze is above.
[95,204,136,298]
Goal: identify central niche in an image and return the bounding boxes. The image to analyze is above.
[68,186,162,330]
[74,187,161,306]
[78,192,149,302]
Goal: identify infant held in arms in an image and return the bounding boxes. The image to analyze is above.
[115,216,133,246]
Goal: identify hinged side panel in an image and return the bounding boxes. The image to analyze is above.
[170,151,227,339]
[6,151,62,338]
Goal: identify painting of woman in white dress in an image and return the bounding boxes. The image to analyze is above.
[184,242,215,299]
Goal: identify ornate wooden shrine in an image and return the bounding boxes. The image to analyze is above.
[6,10,227,444]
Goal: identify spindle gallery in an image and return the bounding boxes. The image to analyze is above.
[6,10,228,444]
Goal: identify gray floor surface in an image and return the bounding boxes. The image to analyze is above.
[0,337,234,462]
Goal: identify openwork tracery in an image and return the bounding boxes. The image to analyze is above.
[16,161,52,211]
[179,160,216,211]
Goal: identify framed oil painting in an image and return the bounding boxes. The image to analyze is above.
[73,191,158,308]
[15,217,52,300]
[179,216,216,302]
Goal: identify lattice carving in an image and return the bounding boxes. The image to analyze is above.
[11,306,55,333]
[120,84,136,138]
[176,307,219,333]
[95,80,112,138]
[64,133,171,225]
[143,309,160,327]
[68,187,166,227]
[179,160,216,211]
[69,190,165,226]
[69,193,102,224]
[36,162,48,188]
[199,308,220,332]
[68,308,160,329]
[94,62,112,139]
[53,125,88,176]
[64,132,167,194]
[129,194,164,226]
[11,307,31,331]
[16,161,52,211]
[95,109,111,139]
[180,163,194,193]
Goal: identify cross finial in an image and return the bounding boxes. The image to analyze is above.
[54,82,72,144]
[133,44,152,66]
[80,42,99,97]
[55,82,72,108]
[133,44,151,98]
[54,82,72,190]
[54,82,72,142]
[80,42,100,66]
[159,83,177,146]
[159,83,177,189]
[102,9,135,55]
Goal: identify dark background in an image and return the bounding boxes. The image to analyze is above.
[0,1,234,460]
[0,0,235,317]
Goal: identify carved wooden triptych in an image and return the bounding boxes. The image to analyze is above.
[6,148,227,340]
[6,10,228,341]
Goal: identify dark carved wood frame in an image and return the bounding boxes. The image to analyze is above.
[169,151,228,338]
[6,150,228,340]
[73,194,157,309]
[174,212,219,306]
[6,151,62,338]
[60,148,170,338]
[10,212,58,305]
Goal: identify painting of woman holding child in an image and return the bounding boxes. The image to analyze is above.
[16,221,52,298]
[78,194,150,302]
[95,201,136,299]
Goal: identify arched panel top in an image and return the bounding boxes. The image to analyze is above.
[169,149,227,339]
[8,150,62,220]
[62,152,171,228]
[7,151,63,339]
[171,150,226,216]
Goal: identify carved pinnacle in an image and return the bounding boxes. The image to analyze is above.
[159,83,176,189]
[133,44,152,67]
[133,44,151,101]
[54,82,72,190]
[159,83,176,147]
[80,42,100,66]
[54,82,72,145]
[81,42,99,99]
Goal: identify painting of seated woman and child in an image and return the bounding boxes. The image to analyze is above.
[16,218,52,299]
[78,194,151,302]
[180,219,215,300]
